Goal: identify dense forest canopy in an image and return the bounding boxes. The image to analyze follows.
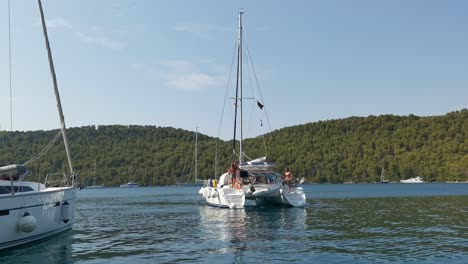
[0,109,466,185]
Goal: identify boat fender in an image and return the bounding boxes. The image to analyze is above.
[198,187,204,195]
[229,203,236,209]
[18,212,37,233]
[61,201,71,223]
[209,189,216,198]
[211,190,218,198]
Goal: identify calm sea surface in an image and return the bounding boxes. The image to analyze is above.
[1,183,467,263]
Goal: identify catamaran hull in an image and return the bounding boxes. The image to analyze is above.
[256,187,306,207]
[0,186,76,250]
[199,186,245,209]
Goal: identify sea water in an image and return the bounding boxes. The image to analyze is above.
[0,183,467,263]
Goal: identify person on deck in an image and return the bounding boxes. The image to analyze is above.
[283,167,293,192]
[229,161,240,188]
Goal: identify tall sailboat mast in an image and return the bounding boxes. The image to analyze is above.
[194,127,198,182]
[37,0,74,182]
[232,11,245,164]
[238,11,244,164]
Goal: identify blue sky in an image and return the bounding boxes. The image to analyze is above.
[0,0,467,140]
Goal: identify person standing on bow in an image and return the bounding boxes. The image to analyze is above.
[283,167,293,192]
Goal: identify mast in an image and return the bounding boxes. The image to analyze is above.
[381,164,384,182]
[8,0,13,131]
[93,160,97,185]
[232,12,240,162]
[194,127,198,183]
[37,0,75,183]
[238,11,244,164]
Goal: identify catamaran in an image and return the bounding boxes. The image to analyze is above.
[199,12,305,208]
[0,0,77,250]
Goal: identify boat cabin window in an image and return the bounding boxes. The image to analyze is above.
[0,186,34,194]
[240,170,249,178]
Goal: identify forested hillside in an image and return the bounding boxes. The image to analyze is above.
[0,109,466,185]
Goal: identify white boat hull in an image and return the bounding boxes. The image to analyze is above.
[86,185,105,189]
[400,176,424,183]
[278,187,306,207]
[248,183,282,198]
[0,183,76,250]
[199,186,245,209]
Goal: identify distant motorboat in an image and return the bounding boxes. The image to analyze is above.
[400,176,424,183]
[86,184,105,189]
[120,181,139,188]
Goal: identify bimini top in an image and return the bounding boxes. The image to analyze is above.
[0,164,28,180]
[239,157,277,171]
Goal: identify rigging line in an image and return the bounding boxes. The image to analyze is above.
[23,130,62,166]
[245,44,273,133]
[8,0,13,131]
[215,40,237,178]
[244,38,263,139]
[23,131,60,166]
[245,39,270,157]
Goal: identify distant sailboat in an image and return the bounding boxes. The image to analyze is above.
[380,165,389,183]
[178,128,204,186]
[86,161,105,189]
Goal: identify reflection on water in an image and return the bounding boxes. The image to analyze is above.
[0,231,73,264]
[0,186,466,264]
[198,205,308,263]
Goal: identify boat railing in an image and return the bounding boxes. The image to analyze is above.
[44,172,70,188]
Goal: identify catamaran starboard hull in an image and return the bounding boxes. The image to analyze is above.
[199,186,245,209]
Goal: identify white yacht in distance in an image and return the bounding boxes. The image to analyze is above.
[198,12,306,208]
[120,181,139,188]
[400,176,425,183]
[1,1,76,250]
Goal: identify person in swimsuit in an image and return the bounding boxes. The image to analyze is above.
[229,161,239,188]
[283,167,293,192]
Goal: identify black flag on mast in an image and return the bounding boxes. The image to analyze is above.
[257,101,264,109]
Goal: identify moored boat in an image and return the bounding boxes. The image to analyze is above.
[120,181,139,188]
[1,0,77,250]
[400,176,424,183]
[199,11,305,208]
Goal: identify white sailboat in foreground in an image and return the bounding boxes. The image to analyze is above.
[199,12,305,208]
[0,0,77,250]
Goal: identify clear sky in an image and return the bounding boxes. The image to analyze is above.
[1,0,467,140]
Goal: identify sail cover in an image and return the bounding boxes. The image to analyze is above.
[0,164,28,179]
